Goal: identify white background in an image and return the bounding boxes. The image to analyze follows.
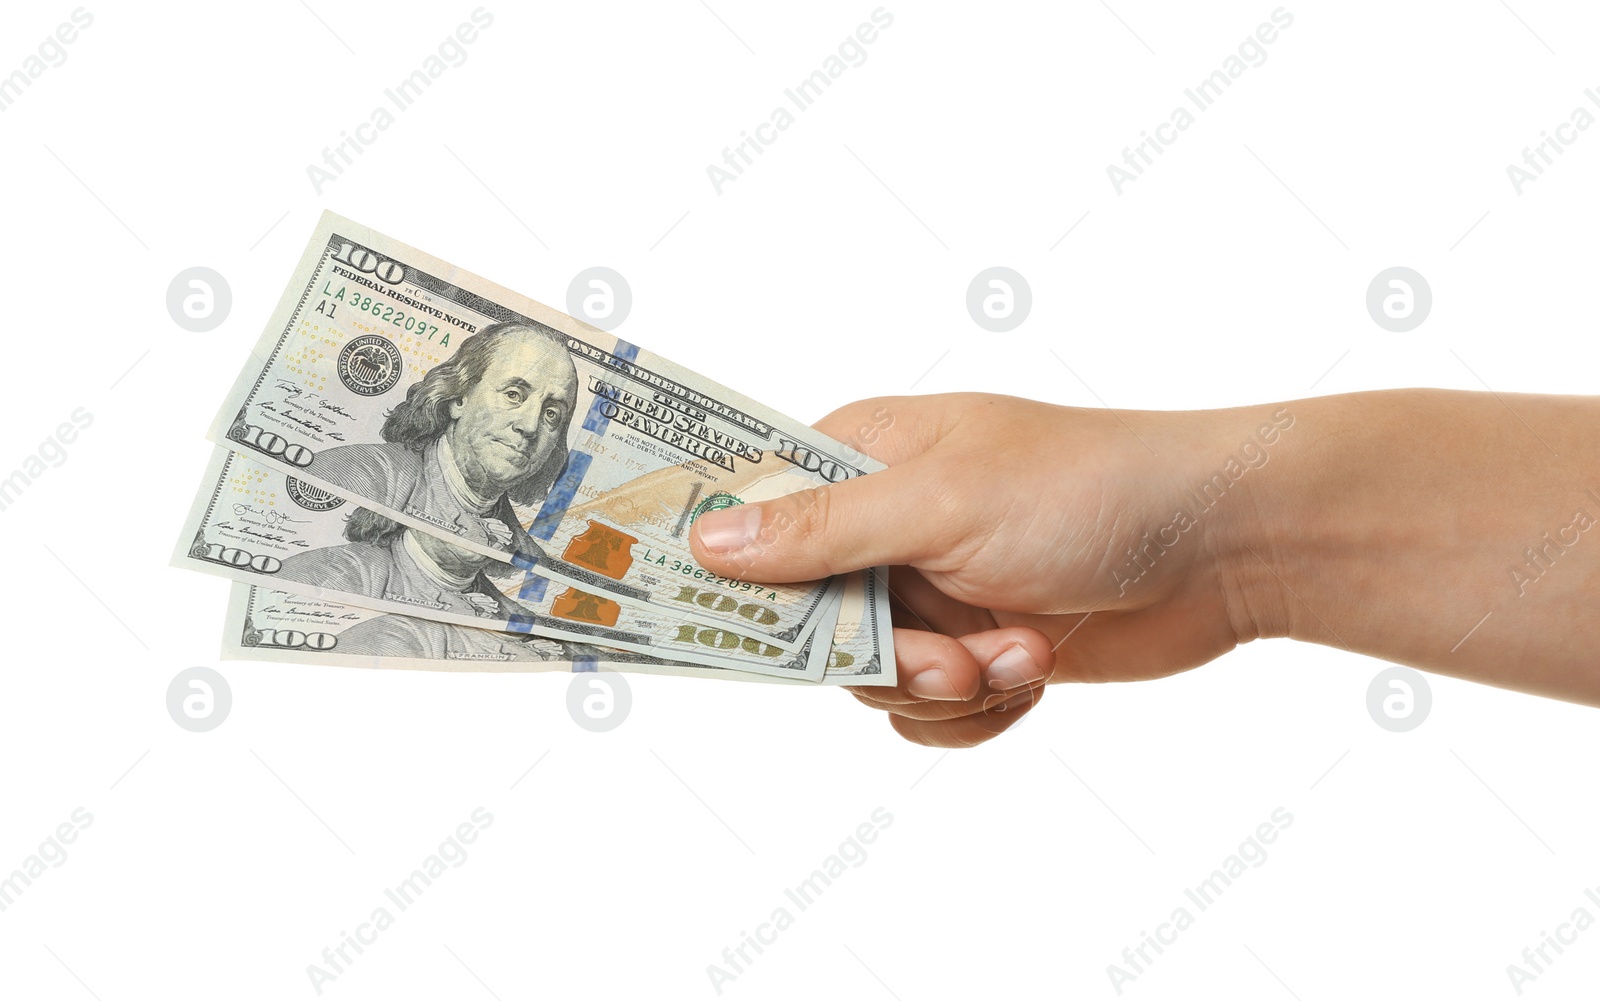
[1,1,1598,998]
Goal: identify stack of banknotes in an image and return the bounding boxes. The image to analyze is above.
[173,213,893,687]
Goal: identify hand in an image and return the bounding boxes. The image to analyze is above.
[690,393,1272,747]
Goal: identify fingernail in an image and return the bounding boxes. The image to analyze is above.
[695,505,762,554]
[986,645,1047,692]
[906,666,964,701]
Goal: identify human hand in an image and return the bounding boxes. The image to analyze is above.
[689,393,1278,746]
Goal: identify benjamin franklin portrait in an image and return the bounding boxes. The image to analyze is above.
[276,322,578,624]
[312,320,578,560]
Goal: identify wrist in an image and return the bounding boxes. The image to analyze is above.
[1201,393,1364,645]
[1206,388,1518,650]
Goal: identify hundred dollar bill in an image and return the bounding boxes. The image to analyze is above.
[209,211,886,653]
[222,584,893,687]
[223,584,847,685]
[822,568,896,687]
[176,446,839,682]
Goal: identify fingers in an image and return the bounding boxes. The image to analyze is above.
[845,627,1054,747]
[888,687,1043,748]
[851,626,1052,711]
[865,628,984,704]
[945,627,1056,692]
[689,462,959,581]
[688,394,969,581]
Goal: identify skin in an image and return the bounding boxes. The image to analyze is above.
[445,330,578,499]
[689,390,1600,748]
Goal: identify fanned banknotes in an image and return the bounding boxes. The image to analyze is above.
[175,446,842,681]
[224,583,887,686]
[207,211,887,654]
[175,211,896,687]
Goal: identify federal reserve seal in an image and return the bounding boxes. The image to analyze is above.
[690,491,744,523]
[286,475,346,512]
[337,334,403,396]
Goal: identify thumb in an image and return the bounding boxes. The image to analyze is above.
[689,464,948,582]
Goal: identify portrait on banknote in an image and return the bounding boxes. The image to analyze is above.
[270,320,584,622]
[272,319,579,607]
[309,320,577,563]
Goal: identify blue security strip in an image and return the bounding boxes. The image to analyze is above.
[572,656,599,673]
[517,338,639,604]
[519,574,550,604]
[506,613,537,634]
[581,338,640,433]
[518,452,590,604]
[528,452,593,542]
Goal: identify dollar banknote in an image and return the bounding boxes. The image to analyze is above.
[208,211,890,655]
[223,583,892,686]
[175,446,842,682]
[820,568,894,685]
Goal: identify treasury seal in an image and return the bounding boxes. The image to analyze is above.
[285,476,346,512]
[337,334,403,396]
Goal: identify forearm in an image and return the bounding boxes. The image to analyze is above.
[1214,389,1600,705]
